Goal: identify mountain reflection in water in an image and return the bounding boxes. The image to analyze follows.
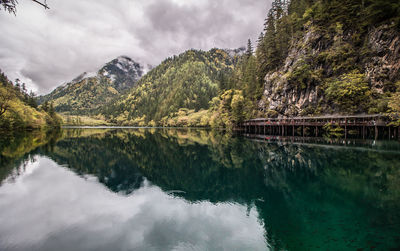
[0,128,400,251]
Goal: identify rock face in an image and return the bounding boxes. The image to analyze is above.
[365,25,400,92]
[99,56,144,91]
[40,56,145,114]
[259,23,400,117]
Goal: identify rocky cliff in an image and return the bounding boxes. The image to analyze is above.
[259,23,400,117]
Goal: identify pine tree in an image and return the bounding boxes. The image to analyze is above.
[246,39,253,57]
[42,101,49,112]
[49,102,55,116]
[28,91,38,108]
[256,32,264,47]
[14,78,21,91]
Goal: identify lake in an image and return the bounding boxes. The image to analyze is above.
[0,128,400,251]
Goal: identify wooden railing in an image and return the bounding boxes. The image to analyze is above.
[238,114,398,140]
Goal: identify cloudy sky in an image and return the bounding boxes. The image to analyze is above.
[0,0,270,94]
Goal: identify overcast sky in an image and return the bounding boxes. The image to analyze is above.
[0,0,270,94]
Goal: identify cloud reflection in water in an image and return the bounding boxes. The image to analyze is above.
[0,157,267,251]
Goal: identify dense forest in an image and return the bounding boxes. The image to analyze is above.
[252,0,400,118]
[13,0,400,128]
[100,48,245,126]
[0,70,61,130]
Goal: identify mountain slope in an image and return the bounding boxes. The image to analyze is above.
[255,0,400,117]
[101,48,244,125]
[157,0,400,128]
[0,71,61,130]
[40,56,145,115]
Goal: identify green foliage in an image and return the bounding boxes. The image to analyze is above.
[0,70,61,130]
[287,60,323,89]
[162,90,251,129]
[388,82,400,126]
[102,49,236,125]
[160,109,211,128]
[245,39,253,57]
[42,101,49,112]
[208,90,252,128]
[40,76,128,115]
[366,0,400,28]
[250,0,400,117]
[323,122,344,138]
[325,71,371,113]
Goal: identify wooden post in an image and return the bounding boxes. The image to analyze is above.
[397,126,399,140]
[363,125,365,139]
[389,126,391,140]
[345,118,347,139]
[375,125,378,140]
[292,120,295,137]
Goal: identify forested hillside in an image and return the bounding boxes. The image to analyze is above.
[96,0,400,127]
[252,0,400,117]
[39,56,145,115]
[0,71,61,130]
[100,48,245,125]
[39,0,400,128]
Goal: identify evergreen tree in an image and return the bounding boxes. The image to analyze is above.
[246,39,253,57]
[42,101,49,112]
[14,78,21,91]
[28,91,38,108]
[256,32,264,47]
[49,102,55,116]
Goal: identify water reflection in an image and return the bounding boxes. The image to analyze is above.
[0,128,400,250]
[0,157,265,251]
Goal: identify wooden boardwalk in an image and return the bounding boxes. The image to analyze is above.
[239,114,399,140]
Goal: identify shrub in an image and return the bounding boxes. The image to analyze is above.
[325,70,371,113]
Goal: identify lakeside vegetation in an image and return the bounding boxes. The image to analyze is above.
[0,71,61,131]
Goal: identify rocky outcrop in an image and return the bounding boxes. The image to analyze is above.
[365,24,400,93]
[259,23,400,117]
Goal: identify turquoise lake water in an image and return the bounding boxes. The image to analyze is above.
[0,128,399,250]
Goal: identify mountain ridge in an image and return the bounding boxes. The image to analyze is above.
[100,48,245,125]
[39,55,145,115]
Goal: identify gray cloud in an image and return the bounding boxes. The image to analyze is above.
[0,0,270,94]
